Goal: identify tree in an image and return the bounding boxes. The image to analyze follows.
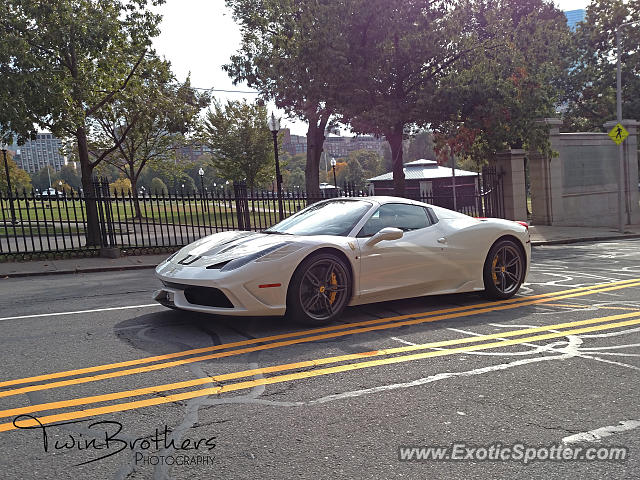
[283,167,305,189]
[224,0,348,199]
[150,177,168,195]
[92,57,209,217]
[30,166,58,191]
[406,131,437,162]
[0,153,31,193]
[57,164,82,190]
[175,175,197,194]
[345,158,365,186]
[0,0,164,245]
[201,100,275,189]
[333,161,348,186]
[109,177,132,195]
[55,180,73,195]
[336,0,473,196]
[337,0,571,195]
[431,0,572,161]
[565,0,640,131]
[381,142,393,171]
[93,161,122,183]
[347,149,384,180]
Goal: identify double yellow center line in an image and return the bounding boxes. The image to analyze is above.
[1,278,639,432]
[2,309,640,432]
[2,278,640,399]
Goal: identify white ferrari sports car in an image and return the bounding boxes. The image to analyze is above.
[154,196,530,324]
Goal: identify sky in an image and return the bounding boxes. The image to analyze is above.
[152,0,590,136]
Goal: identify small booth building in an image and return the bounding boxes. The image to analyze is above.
[367,159,479,209]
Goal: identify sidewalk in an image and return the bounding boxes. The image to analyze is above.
[2,224,640,278]
[0,254,168,278]
[529,224,640,245]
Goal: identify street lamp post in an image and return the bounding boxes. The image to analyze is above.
[198,167,207,211]
[267,112,284,221]
[615,20,639,233]
[330,157,337,189]
[1,143,16,224]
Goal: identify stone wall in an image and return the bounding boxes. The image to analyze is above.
[529,118,639,228]
[492,149,528,221]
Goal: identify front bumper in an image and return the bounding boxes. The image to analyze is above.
[153,259,291,317]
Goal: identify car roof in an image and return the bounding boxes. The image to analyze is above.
[368,196,424,205]
[324,196,426,207]
[322,196,472,220]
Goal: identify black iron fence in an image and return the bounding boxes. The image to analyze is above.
[0,168,503,260]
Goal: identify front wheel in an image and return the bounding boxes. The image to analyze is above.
[286,252,352,325]
[483,239,525,299]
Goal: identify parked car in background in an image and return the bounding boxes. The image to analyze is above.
[35,188,63,199]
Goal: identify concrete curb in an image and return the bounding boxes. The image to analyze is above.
[1,263,157,279]
[531,233,640,247]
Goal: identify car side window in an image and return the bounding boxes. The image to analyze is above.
[357,204,432,237]
[427,207,438,224]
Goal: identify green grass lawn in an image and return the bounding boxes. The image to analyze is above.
[0,198,306,230]
[0,225,85,236]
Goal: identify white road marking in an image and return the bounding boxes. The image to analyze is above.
[579,352,640,357]
[444,327,557,356]
[562,420,640,444]
[342,323,639,406]
[581,343,640,351]
[309,350,578,405]
[579,326,640,338]
[0,304,161,322]
[489,323,537,329]
[390,336,417,346]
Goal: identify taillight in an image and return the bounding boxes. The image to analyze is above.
[516,221,529,231]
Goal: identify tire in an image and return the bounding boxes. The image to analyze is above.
[482,238,525,299]
[286,252,352,325]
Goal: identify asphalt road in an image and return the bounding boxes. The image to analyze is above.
[1,239,639,480]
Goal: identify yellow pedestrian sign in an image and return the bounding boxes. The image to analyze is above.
[608,123,629,145]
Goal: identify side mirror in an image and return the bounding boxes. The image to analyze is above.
[365,227,403,247]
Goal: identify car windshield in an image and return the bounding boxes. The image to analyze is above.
[264,199,372,236]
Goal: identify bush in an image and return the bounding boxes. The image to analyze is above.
[150,177,168,195]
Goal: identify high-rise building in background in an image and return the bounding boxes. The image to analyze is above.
[176,143,212,163]
[281,128,385,158]
[565,9,586,31]
[14,133,65,174]
[323,135,385,158]
[281,129,307,155]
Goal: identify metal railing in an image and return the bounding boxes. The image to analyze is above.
[0,170,503,260]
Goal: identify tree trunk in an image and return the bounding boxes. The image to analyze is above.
[77,126,102,246]
[386,124,405,197]
[305,121,326,204]
[129,165,142,219]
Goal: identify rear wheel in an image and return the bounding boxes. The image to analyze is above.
[286,252,352,325]
[483,239,525,299]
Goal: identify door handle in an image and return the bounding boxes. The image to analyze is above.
[437,237,447,244]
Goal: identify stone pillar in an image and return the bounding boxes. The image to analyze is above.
[529,118,563,225]
[493,149,527,221]
[603,119,640,226]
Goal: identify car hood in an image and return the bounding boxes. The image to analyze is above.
[169,231,297,268]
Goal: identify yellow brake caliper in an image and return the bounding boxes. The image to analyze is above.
[328,272,338,304]
[491,255,499,285]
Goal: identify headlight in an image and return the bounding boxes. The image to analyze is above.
[164,251,179,263]
[207,242,290,271]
